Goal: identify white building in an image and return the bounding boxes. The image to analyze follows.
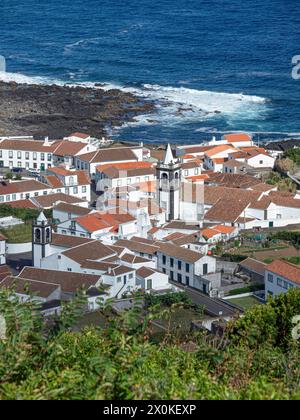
[0,180,52,204]
[42,167,91,202]
[75,146,143,178]
[136,266,173,292]
[96,162,156,192]
[0,234,6,265]
[0,137,96,171]
[265,260,300,299]
[57,211,138,242]
[157,242,217,293]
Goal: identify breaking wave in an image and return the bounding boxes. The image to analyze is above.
[0,70,269,129]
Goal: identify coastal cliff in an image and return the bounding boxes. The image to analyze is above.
[0,81,154,138]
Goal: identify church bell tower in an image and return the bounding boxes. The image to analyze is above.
[32,212,52,267]
[156,144,182,221]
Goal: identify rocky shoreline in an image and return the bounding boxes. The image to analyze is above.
[0,81,155,139]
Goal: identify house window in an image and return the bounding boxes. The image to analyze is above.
[9,151,13,158]
[127,178,131,185]
[18,162,22,167]
[177,274,182,283]
[170,271,174,281]
[33,152,37,160]
[67,268,72,272]
[267,273,273,283]
[162,255,166,265]
[82,186,86,193]
[178,260,182,270]
[43,191,48,195]
[34,192,39,197]
[117,276,122,283]
[48,154,52,161]
[186,263,190,273]
[117,180,122,186]
[259,160,263,164]
[283,281,289,290]
[129,273,133,279]
[170,258,174,267]
[184,170,188,176]
[277,277,283,287]
[136,177,140,184]
[12,194,16,201]
[147,279,152,290]
[41,153,45,161]
[73,186,78,194]
[162,268,166,274]
[6,195,10,202]
[17,151,21,159]
[25,152,29,160]
[194,168,199,175]
[0,196,4,202]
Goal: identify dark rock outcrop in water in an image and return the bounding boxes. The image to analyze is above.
[0,81,155,138]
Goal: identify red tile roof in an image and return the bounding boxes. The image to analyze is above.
[224,133,252,143]
[75,212,135,233]
[267,260,300,284]
[0,180,51,195]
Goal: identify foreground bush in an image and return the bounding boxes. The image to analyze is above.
[0,289,299,400]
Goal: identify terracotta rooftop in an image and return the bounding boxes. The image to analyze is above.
[204,197,250,223]
[51,233,94,249]
[54,202,91,217]
[8,199,38,209]
[78,147,138,164]
[239,258,267,276]
[18,267,101,293]
[0,276,60,298]
[0,180,51,196]
[266,260,300,285]
[33,193,86,209]
[75,212,135,233]
[63,241,117,264]
[158,242,204,264]
[224,133,252,143]
[69,132,90,139]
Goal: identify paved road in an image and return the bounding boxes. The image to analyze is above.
[7,252,32,275]
[170,281,242,317]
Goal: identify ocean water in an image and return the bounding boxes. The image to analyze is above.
[0,0,300,144]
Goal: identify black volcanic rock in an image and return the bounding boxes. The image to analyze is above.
[0,81,155,138]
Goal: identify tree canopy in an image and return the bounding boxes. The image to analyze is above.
[0,288,299,400]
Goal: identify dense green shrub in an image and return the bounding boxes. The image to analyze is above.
[0,288,299,400]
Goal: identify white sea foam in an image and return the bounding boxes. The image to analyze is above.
[0,70,269,129]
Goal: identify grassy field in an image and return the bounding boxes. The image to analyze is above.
[0,223,32,243]
[227,296,263,310]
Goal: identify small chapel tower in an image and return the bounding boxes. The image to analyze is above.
[32,212,52,267]
[156,144,182,221]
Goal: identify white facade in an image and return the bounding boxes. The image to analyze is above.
[0,237,6,265]
[0,182,52,204]
[265,267,300,299]
[96,170,155,192]
[157,250,216,291]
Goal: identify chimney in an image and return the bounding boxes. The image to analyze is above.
[108,266,112,275]
[44,136,50,146]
